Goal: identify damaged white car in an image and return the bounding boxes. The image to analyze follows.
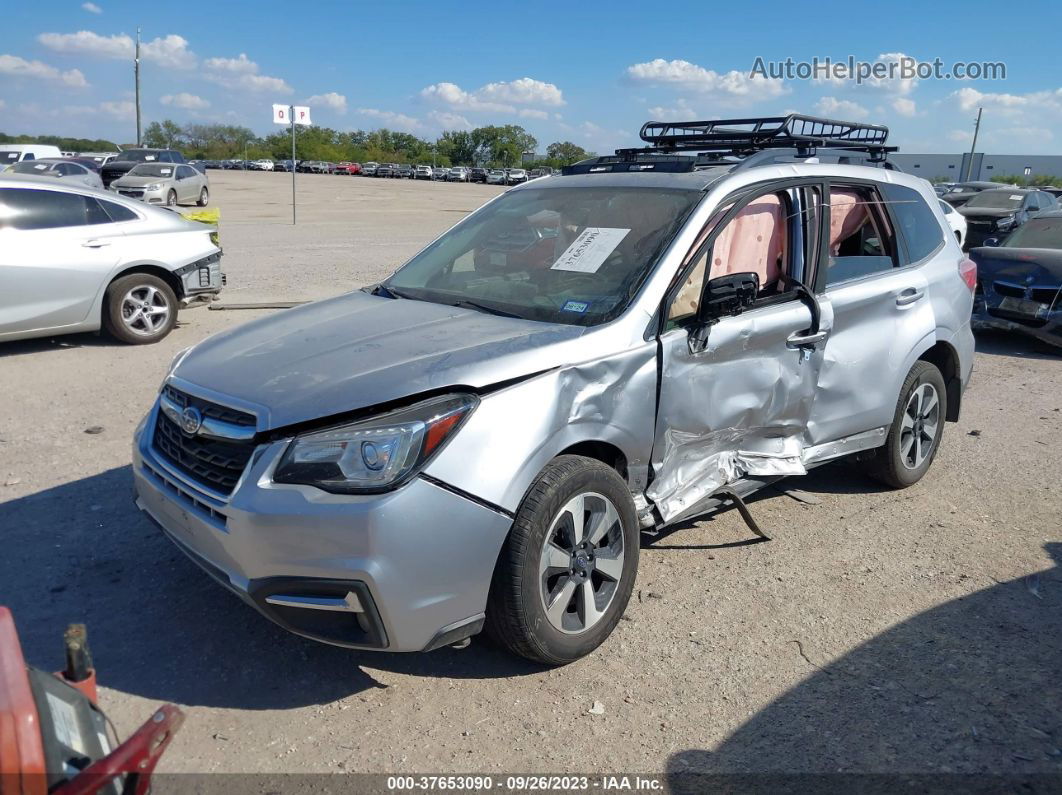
[134,115,975,664]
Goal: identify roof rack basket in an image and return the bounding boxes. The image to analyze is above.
[616,114,895,160]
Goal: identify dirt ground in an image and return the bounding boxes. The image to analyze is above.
[1,170,1060,786]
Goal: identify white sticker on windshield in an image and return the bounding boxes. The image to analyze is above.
[32,163,47,170]
[160,168,172,176]
[551,227,630,274]
[144,155,156,161]
[1009,194,1022,200]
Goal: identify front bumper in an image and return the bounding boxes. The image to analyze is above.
[132,401,512,652]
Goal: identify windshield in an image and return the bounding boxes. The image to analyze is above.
[1002,216,1062,249]
[965,191,1025,210]
[10,161,56,174]
[1,151,21,164]
[385,185,701,326]
[127,164,175,177]
[114,150,160,163]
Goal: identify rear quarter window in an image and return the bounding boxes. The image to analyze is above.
[881,183,945,263]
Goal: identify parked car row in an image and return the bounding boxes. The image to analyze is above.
[188,157,555,185]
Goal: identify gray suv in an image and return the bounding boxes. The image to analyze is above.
[133,115,975,664]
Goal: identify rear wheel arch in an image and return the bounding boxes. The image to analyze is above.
[918,340,961,422]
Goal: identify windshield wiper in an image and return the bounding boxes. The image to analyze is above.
[448,299,523,319]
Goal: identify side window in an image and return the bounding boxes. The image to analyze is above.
[880,183,944,263]
[99,199,139,223]
[55,163,77,176]
[23,153,34,161]
[178,165,194,179]
[669,188,806,323]
[0,188,100,230]
[824,183,897,287]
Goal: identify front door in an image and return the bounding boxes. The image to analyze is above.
[648,181,831,524]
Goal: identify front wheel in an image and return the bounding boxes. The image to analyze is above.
[486,455,639,665]
[165,189,177,207]
[867,361,947,488]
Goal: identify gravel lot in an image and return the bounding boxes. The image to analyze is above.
[1,170,1060,784]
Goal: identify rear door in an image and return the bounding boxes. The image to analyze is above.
[648,179,831,523]
[0,188,123,336]
[803,180,937,445]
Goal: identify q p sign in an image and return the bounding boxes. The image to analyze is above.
[272,104,312,125]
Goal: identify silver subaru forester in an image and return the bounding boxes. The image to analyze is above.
[133,116,976,664]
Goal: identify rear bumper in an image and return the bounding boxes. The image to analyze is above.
[973,287,1062,348]
[132,404,512,652]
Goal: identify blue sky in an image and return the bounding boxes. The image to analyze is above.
[2,0,1060,154]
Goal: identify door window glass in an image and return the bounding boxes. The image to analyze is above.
[824,184,897,286]
[0,188,108,230]
[880,183,944,263]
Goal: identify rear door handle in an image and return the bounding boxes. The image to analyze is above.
[81,240,110,248]
[895,287,925,306]
[786,330,829,348]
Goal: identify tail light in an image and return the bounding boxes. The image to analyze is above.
[958,257,977,291]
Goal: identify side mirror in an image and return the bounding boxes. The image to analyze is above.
[696,271,760,325]
[983,237,1000,247]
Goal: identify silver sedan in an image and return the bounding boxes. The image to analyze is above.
[109,163,210,207]
[1,158,104,190]
[0,176,223,345]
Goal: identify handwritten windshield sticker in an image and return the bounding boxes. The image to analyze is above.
[551,227,630,274]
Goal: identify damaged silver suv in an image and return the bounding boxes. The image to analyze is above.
[133,116,976,664]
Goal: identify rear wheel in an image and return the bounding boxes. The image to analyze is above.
[867,361,946,488]
[197,187,209,207]
[102,273,177,344]
[486,456,639,665]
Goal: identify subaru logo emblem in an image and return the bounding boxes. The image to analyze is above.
[180,406,203,435]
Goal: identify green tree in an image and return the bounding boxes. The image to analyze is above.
[546,141,591,165]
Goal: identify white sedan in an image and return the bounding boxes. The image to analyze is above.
[0,177,224,345]
[939,199,967,248]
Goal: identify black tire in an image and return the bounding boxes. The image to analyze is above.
[867,361,947,488]
[102,273,178,345]
[165,189,177,207]
[197,187,209,207]
[486,455,639,665]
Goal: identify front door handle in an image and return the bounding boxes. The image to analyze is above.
[895,287,925,306]
[786,330,828,348]
[81,240,110,248]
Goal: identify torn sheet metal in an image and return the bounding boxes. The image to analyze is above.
[647,297,828,524]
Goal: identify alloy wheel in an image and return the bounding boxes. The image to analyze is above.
[900,383,940,470]
[538,492,625,634]
[120,285,171,337]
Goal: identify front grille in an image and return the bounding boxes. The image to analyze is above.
[152,387,257,494]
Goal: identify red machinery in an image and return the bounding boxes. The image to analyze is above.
[0,607,183,795]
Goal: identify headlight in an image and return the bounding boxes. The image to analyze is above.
[145,183,162,191]
[273,393,478,493]
[165,346,192,379]
[995,213,1018,230]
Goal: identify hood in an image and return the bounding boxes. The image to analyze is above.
[172,290,586,430]
[102,160,140,175]
[958,206,1021,220]
[971,246,1062,282]
[113,174,173,187]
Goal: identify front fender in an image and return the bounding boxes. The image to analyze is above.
[423,343,659,513]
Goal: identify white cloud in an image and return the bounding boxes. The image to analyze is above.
[816,52,921,96]
[947,129,972,143]
[203,53,291,94]
[477,77,564,107]
[626,58,787,103]
[420,77,565,116]
[100,100,134,119]
[81,2,102,12]
[891,97,916,117]
[647,98,702,118]
[305,92,347,113]
[0,54,87,86]
[951,86,1062,115]
[426,110,472,130]
[161,92,209,110]
[815,96,869,119]
[356,108,423,132]
[37,30,195,69]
